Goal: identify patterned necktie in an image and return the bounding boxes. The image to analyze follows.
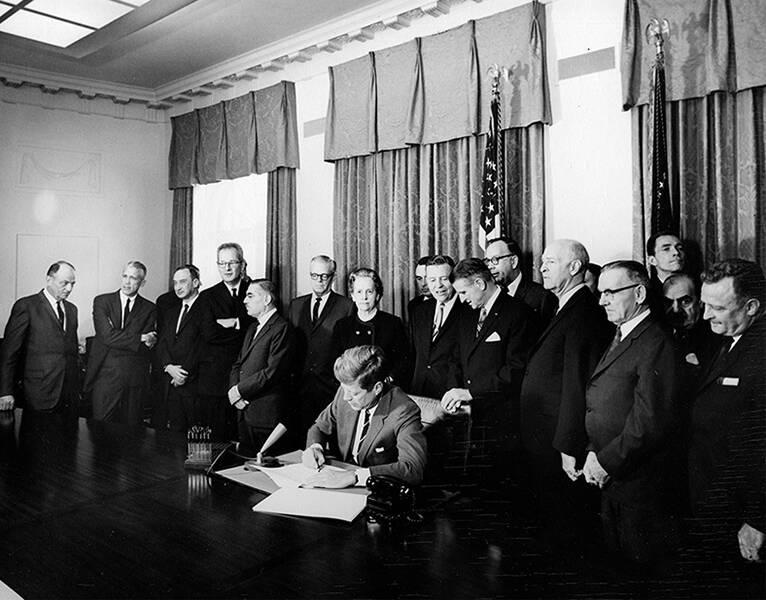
[312,296,321,323]
[475,307,488,338]
[122,298,131,329]
[432,303,445,341]
[56,302,65,330]
[604,326,622,358]
[353,409,371,464]
[177,303,189,334]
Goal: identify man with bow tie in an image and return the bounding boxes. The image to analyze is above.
[228,279,294,456]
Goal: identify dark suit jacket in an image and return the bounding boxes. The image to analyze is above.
[688,317,766,518]
[198,279,255,396]
[155,297,204,398]
[84,292,156,391]
[520,287,613,461]
[585,313,681,508]
[0,291,79,410]
[450,292,537,420]
[288,291,354,396]
[514,275,558,329]
[307,384,427,485]
[332,311,412,387]
[408,297,468,399]
[230,312,293,431]
[407,294,430,323]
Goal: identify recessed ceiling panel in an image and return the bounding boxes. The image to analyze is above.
[28,0,132,29]
[0,10,93,47]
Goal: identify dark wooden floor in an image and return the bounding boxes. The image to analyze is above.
[0,409,762,599]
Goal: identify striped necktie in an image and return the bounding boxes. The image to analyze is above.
[475,307,487,338]
[432,303,445,341]
[353,409,371,465]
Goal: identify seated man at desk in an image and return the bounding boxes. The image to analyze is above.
[302,345,426,488]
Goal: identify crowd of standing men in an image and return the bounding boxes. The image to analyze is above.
[0,233,763,588]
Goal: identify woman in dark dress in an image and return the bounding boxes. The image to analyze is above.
[332,268,411,386]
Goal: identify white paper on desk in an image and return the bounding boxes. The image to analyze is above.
[253,487,368,522]
[250,462,346,488]
[216,465,280,494]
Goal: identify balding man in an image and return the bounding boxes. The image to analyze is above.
[0,261,79,413]
[520,240,612,552]
[85,261,157,425]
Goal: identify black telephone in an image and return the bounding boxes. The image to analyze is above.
[365,475,422,525]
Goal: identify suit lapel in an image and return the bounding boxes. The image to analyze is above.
[242,316,275,359]
[468,296,503,356]
[37,291,64,335]
[357,390,391,465]
[312,293,335,331]
[591,316,653,378]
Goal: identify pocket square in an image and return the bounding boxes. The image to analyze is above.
[719,377,740,387]
[685,353,699,366]
[374,447,385,453]
[485,332,501,342]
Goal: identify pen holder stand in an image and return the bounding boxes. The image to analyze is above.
[184,426,213,470]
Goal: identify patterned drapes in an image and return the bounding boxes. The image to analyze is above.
[325,1,551,160]
[169,187,193,287]
[168,81,299,189]
[266,167,297,312]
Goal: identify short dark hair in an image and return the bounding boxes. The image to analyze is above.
[602,260,650,289]
[126,261,147,279]
[586,262,602,279]
[453,258,494,284]
[174,264,200,281]
[701,259,766,306]
[487,236,522,258]
[416,256,431,267]
[333,345,390,390]
[663,272,698,296]
[646,230,680,256]
[348,267,384,297]
[47,261,75,277]
[250,278,279,307]
[426,254,455,269]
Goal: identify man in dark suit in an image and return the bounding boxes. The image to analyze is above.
[155,264,204,432]
[689,260,765,562]
[441,258,537,475]
[583,260,681,567]
[228,279,293,456]
[520,240,613,551]
[198,242,255,441]
[409,254,466,399]
[288,255,354,438]
[0,261,79,413]
[85,261,157,425]
[302,345,426,488]
[484,237,557,328]
[406,255,432,321]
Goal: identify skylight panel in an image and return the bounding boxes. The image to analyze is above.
[28,0,132,29]
[0,9,93,47]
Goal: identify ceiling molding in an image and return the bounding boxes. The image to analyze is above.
[0,0,463,109]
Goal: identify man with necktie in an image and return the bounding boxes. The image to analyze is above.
[85,261,157,424]
[302,345,426,488]
[228,279,293,456]
[288,255,354,439]
[0,261,79,413]
[155,264,204,432]
[198,242,254,440]
[583,260,681,568]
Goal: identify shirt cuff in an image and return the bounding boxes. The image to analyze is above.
[355,468,371,487]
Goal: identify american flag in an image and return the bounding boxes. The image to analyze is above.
[479,94,502,249]
[650,46,674,233]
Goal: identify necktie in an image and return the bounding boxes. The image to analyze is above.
[605,326,622,358]
[122,298,131,329]
[353,409,371,464]
[432,303,445,341]
[711,336,733,369]
[56,301,65,330]
[312,296,321,323]
[475,307,487,338]
[231,287,237,299]
[177,303,189,334]
[248,318,261,347]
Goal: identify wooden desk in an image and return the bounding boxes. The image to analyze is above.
[0,410,753,599]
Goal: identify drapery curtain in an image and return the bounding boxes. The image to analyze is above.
[266,167,297,311]
[169,187,193,287]
[623,0,766,266]
[334,126,545,317]
[327,2,550,317]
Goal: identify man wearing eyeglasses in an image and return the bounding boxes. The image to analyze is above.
[484,237,557,328]
[288,255,354,438]
[583,260,681,568]
[198,242,255,440]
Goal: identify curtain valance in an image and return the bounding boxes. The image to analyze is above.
[168,80,299,189]
[324,1,551,161]
[622,0,766,109]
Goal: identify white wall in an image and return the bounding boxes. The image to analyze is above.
[0,90,172,337]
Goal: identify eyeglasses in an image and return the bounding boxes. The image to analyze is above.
[217,261,241,268]
[483,253,514,266]
[599,283,640,300]
[310,273,333,281]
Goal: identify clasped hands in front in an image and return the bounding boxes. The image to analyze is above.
[141,331,157,349]
[559,452,609,488]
